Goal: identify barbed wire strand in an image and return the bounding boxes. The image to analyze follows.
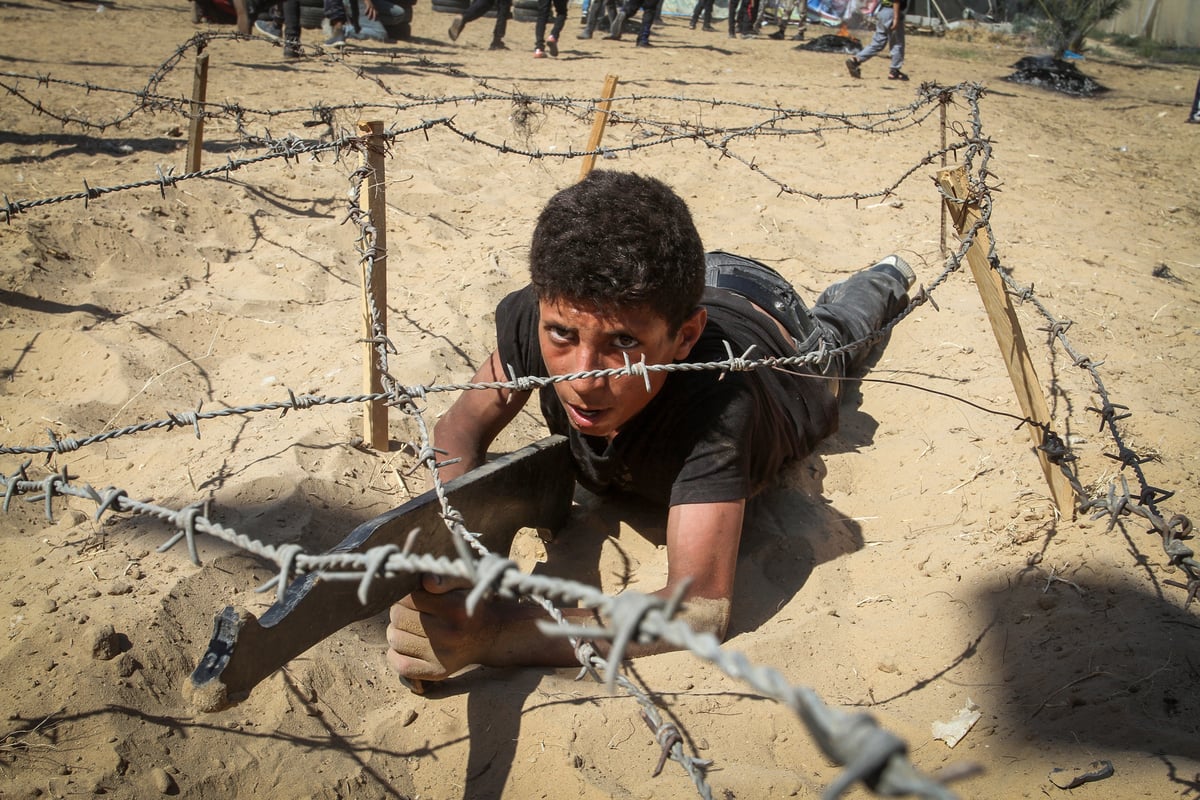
[0,46,1192,799]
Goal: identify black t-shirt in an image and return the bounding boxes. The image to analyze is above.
[495,286,838,507]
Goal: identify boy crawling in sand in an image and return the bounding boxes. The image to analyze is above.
[386,170,914,683]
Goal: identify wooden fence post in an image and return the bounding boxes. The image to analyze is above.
[937,165,1076,518]
[186,48,209,173]
[359,120,389,452]
[578,75,620,182]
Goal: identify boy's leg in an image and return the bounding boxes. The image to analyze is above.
[847,6,891,75]
[548,0,568,51]
[534,0,550,51]
[323,0,348,44]
[888,18,906,75]
[635,0,654,44]
[281,0,301,57]
[606,0,630,39]
[579,0,604,37]
[459,0,494,27]
[810,256,913,377]
[323,0,347,23]
[490,0,511,45]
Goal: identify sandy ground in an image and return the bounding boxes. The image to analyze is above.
[1,1,1199,798]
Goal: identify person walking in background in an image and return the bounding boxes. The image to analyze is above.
[1188,75,1200,123]
[447,0,513,50]
[846,0,908,81]
[533,0,568,57]
[689,0,716,32]
[766,0,806,40]
[577,0,617,39]
[605,0,656,47]
[726,0,755,39]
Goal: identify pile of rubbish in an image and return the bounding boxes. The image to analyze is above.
[1003,55,1109,97]
[797,34,863,54]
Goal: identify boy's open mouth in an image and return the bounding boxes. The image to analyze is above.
[566,403,606,429]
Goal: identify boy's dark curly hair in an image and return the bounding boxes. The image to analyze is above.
[529,171,705,333]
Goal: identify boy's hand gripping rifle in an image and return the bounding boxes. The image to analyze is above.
[188,435,572,710]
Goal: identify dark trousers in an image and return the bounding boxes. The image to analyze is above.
[690,0,713,26]
[728,0,754,35]
[463,0,512,40]
[617,0,655,43]
[324,0,346,23]
[535,0,568,49]
[811,269,909,382]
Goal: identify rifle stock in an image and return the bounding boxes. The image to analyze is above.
[188,435,573,710]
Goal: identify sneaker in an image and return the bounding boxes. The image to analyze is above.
[791,27,806,40]
[283,40,302,59]
[324,22,346,48]
[254,19,283,42]
[546,34,558,56]
[845,57,861,78]
[702,23,716,32]
[888,69,909,81]
[635,39,651,47]
[533,47,547,58]
[869,255,916,291]
[767,29,784,40]
[489,39,507,50]
[577,30,593,39]
[448,15,464,41]
[689,19,696,29]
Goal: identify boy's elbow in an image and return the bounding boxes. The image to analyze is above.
[681,596,732,642]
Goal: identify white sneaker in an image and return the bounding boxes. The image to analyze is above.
[869,255,916,290]
[254,19,283,42]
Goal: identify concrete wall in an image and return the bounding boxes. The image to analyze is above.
[1098,0,1200,48]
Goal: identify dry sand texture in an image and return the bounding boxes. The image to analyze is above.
[1,2,1199,798]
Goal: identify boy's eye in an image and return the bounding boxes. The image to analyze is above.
[613,334,639,349]
[547,325,574,342]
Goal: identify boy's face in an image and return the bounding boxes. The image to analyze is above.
[538,297,706,440]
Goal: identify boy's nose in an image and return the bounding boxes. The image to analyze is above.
[567,348,607,394]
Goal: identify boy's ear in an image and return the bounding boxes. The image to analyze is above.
[673,307,707,359]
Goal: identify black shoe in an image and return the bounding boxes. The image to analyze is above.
[767,29,784,40]
[845,57,861,78]
[635,39,651,47]
[689,19,696,29]
[702,23,716,31]
[489,39,507,50]
[888,69,910,81]
[868,255,916,291]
